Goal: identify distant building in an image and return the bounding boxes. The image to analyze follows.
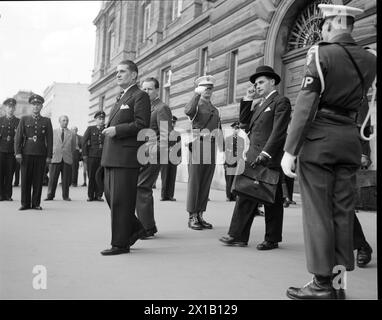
[0,90,33,118]
[89,0,377,189]
[42,82,90,134]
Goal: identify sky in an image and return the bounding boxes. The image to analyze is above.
[0,1,102,102]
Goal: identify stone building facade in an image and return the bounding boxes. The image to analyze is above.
[88,0,377,190]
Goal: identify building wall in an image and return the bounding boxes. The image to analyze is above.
[42,83,90,135]
[89,0,377,190]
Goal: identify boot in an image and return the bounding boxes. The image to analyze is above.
[188,213,203,230]
[286,275,336,300]
[197,212,213,229]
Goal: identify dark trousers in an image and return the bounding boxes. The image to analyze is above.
[20,155,46,208]
[104,167,144,248]
[0,152,16,199]
[160,163,177,199]
[228,179,284,243]
[13,161,20,186]
[87,157,102,199]
[353,213,367,250]
[282,175,294,200]
[224,165,236,200]
[136,164,161,230]
[47,160,72,199]
[71,150,80,185]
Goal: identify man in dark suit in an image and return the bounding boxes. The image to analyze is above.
[15,94,53,211]
[70,126,82,187]
[282,4,376,299]
[0,98,20,201]
[220,66,291,249]
[100,60,151,255]
[45,115,76,201]
[136,77,173,238]
[160,115,181,201]
[82,112,105,202]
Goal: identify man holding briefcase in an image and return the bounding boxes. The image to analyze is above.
[220,66,291,249]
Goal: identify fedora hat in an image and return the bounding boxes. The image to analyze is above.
[249,65,281,85]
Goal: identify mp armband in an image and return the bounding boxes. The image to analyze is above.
[301,76,321,92]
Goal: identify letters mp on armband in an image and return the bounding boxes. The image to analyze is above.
[301,76,321,92]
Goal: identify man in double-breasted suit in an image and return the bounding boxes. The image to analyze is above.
[100,60,151,256]
[220,66,291,249]
[136,77,173,238]
[45,115,75,201]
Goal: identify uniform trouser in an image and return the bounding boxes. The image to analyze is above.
[160,163,177,199]
[228,179,284,243]
[13,160,20,185]
[21,155,46,208]
[0,152,16,199]
[87,157,102,199]
[298,118,361,276]
[224,166,236,200]
[104,167,144,248]
[71,150,80,185]
[136,164,161,230]
[47,160,72,199]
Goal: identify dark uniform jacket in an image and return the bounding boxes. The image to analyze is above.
[0,116,20,153]
[14,115,53,157]
[101,84,151,168]
[284,33,376,156]
[82,125,105,158]
[240,92,291,168]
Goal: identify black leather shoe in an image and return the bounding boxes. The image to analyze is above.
[188,215,204,230]
[283,199,290,208]
[141,226,158,239]
[286,278,336,300]
[19,206,30,211]
[63,198,71,201]
[168,197,176,201]
[160,198,168,201]
[101,246,130,256]
[81,183,87,187]
[32,206,43,210]
[129,228,147,246]
[197,213,213,229]
[219,235,247,247]
[357,243,372,267]
[94,197,104,202]
[87,198,94,202]
[44,197,54,201]
[257,240,278,250]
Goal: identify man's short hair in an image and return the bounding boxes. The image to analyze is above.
[327,16,355,31]
[119,60,138,74]
[143,77,160,89]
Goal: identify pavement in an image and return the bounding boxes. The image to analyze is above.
[0,181,377,300]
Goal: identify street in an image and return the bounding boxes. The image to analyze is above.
[0,181,377,300]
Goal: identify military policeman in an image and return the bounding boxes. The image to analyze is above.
[184,75,222,230]
[15,94,53,210]
[0,98,20,201]
[281,4,376,299]
[82,111,105,201]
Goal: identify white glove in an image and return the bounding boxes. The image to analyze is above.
[195,86,206,95]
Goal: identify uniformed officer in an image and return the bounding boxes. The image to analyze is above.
[281,4,376,299]
[184,75,222,230]
[15,94,53,210]
[0,98,20,201]
[82,111,105,201]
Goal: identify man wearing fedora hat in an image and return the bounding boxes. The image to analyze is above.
[0,98,20,201]
[82,111,106,202]
[184,75,222,230]
[281,4,376,299]
[15,94,53,210]
[220,66,291,249]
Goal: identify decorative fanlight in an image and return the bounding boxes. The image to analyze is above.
[287,0,332,52]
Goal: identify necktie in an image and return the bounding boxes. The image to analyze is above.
[61,129,65,142]
[116,90,124,102]
[259,97,266,106]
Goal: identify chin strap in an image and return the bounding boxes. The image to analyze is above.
[360,48,376,141]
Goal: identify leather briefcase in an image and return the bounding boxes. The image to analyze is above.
[231,162,280,205]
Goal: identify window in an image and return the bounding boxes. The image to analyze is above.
[99,95,105,111]
[142,2,152,41]
[171,0,183,21]
[161,68,172,105]
[228,50,238,104]
[200,47,208,76]
[106,18,115,63]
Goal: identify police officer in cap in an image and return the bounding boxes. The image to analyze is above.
[0,98,20,201]
[15,94,53,210]
[82,111,105,201]
[281,4,376,299]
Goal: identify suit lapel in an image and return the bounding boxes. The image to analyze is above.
[249,91,278,129]
[108,85,137,125]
